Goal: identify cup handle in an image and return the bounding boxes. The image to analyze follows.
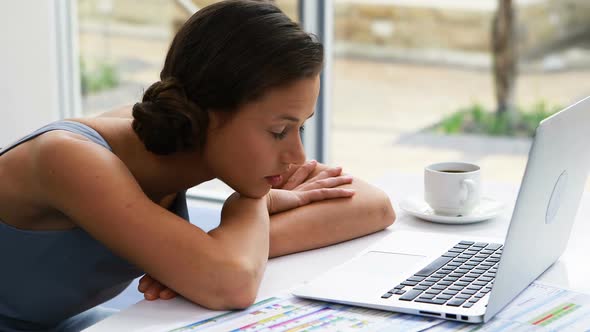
[461,179,477,206]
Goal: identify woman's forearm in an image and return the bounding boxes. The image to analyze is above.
[210,193,270,258]
[205,193,270,308]
[268,177,395,258]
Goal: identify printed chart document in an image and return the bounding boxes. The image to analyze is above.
[166,296,441,332]
[161,281,590,332]
[424,281,590,332]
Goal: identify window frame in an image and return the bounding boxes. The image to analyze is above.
[298,0,332,164]
[56,0,83,119]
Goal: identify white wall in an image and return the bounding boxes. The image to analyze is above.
[0,1,60,147]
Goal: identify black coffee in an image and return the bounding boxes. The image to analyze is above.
[440,170,467,173]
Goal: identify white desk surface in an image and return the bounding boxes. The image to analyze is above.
[85,173,590,331]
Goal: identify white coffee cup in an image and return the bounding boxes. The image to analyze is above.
[424,162,481,216]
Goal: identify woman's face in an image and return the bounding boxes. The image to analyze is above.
[204,75,320,198]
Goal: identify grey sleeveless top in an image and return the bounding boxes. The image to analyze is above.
[0,120,189,331]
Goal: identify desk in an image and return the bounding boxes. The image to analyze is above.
[85,173,590,331]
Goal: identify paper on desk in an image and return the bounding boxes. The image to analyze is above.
[140,281,590,332]
[162,295,443,332]
[422,281,590,332]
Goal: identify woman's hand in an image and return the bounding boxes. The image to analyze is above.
[267,160,355,215]
[138,274,177,301]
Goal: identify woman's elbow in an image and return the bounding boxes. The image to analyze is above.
[196,291,257,311]
[193,257,263,310]
[225,287,258,309]
[370,189,396,230]
[382,196,396,228]
[205,287,257,310]
[219,266,260,309]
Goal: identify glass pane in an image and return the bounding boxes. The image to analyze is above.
[78,0,173,116]
[330,0,590,188]
[77,0,298,200]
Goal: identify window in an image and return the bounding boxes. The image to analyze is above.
[329,0,590,187]
[73,0,590,200]
[77,0,299,201]
[78,0,299,117]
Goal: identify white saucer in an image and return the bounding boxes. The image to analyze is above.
[399,196,505,224]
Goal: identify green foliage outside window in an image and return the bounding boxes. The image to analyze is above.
[80,58,119,95]
[435,101,562,137]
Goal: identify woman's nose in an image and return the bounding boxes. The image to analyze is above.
[281,136,306,165]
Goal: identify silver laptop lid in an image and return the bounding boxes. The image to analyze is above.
[485,96,590,322]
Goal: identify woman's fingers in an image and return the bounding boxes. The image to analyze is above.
[138,274,154,293]
[300,188,355,205]
[159,288,178,300]
[306,166,343,183]
[143,281,166,300]
[315,176,353,189]
[281,160,317,190]
[138,274,177,300]
[298,175,353,191]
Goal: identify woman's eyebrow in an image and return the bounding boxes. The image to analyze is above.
[277,112,315,122]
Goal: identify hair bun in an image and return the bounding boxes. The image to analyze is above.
[132,78,204,155]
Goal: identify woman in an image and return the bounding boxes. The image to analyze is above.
[0,1,395,330]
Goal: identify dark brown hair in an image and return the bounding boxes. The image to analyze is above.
[132,0,324,155]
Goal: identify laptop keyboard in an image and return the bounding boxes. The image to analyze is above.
[381,241,503,308]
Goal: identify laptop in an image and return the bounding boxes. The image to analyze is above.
[293,95,590,324]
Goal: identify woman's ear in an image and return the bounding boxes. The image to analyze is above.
[207,109,229,130]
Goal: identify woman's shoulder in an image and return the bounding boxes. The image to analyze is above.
[0,129,130,230]
[33,130,149,217]
[93,104,133,119]
[0,128,109,184]
[33,130,128,189]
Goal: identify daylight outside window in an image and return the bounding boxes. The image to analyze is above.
[77,0,590,201]
[77,0,298,200]
[329,0,590,190]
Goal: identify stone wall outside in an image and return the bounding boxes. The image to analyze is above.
[79,0,590,64]
[519,0,590,58]
[335,0,590,61]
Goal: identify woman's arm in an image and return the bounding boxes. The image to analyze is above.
[139,161,393,300]
[35,133,269,310]
[268,162,395,258]
[36,134,358,306]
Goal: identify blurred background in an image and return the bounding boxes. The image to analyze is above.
[75,0,590,195]
[2,0,590,194]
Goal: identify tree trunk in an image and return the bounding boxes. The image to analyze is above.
[492,0,517,118]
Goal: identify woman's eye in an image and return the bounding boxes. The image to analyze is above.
[272,125,304,140]
[272,130,287,140]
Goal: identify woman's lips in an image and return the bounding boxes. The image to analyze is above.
[265,175,283,187]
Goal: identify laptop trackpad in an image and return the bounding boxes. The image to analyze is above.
[295,251,428,300]
[359,251,427,279]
